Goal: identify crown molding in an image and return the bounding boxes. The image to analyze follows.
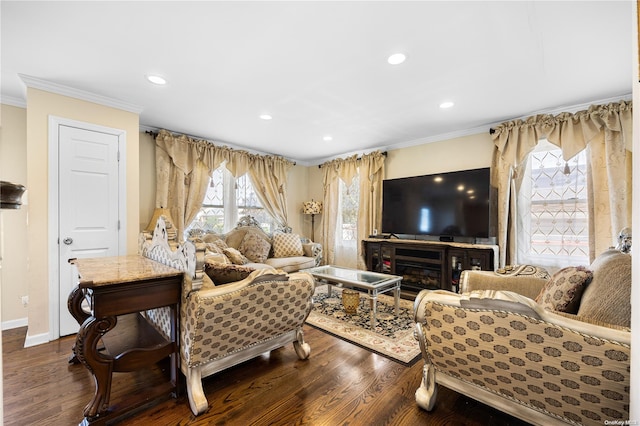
[18,74,144,114]
[305,93,634,167]
[0,95,27,108]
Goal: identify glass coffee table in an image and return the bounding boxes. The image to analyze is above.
[303,265,402,328]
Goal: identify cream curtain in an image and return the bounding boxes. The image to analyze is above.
[155,131,213,239]
[247,155,293,229]
[320,152,385,267]
[491,100,632,265]
[154,130,294,238]
[356,151,385,269]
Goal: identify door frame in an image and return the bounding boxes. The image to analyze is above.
[47,116,127,340]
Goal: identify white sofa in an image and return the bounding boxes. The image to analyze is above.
[191,216,322,285]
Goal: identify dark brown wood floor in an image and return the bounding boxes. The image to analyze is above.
[3,325,530,425]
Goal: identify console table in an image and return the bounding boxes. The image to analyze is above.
[68,255,183,426]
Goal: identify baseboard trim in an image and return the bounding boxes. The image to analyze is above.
[24,331,50,348]
[2,317,28,331]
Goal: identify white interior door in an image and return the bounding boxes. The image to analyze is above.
[58,125,121,336]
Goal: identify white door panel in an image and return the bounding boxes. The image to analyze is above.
[58,125,120,336]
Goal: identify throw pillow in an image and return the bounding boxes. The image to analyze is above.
[204,251,230,265]
[223,247,249,265]
[534,266,593,314]
[272,233,303,258]
[577,249,631,328]
[238,232,271,263]
[203,263,255,284]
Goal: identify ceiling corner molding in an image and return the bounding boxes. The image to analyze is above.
[18,74,144,114]
[0,95,27,108]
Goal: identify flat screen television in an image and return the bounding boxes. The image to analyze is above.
[381,167,491,242]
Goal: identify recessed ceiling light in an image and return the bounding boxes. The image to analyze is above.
[146,74,167,85]
[440,101,454,109]
[259,114,272,120]
[323,135,333,141]
[387,53,406,65]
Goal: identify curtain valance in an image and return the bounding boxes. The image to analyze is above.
[491,100,632,168]
[156,129,295,177]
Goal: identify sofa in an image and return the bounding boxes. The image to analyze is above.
[140,216,316,415]
[190,216,322,285]
[413,248,631,425]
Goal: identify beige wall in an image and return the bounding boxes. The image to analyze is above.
[24,88,140,340]
[0,104,29,327]
[139,131,156,231]
[385,133,494,179]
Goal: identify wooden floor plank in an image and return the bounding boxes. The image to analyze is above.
[3,325,530,425]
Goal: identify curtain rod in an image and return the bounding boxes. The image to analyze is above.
[144,130,297,165]
[318,151,388,168]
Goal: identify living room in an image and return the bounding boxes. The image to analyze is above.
[1,1,638,425]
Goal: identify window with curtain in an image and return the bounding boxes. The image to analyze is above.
[335,175,360,267]
[187,165,276,234]
[340,176,359,241]
[517,139,589,268]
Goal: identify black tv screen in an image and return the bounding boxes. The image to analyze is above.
[381,168,491,240]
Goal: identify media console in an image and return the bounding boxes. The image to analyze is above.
[362,238,498,298]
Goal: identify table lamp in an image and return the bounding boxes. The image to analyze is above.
[302,200,322,241]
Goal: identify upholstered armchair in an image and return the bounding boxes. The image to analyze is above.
[140,217,316,415]
[413,249,631,425]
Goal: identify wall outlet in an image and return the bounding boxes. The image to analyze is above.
[21,296,28,306]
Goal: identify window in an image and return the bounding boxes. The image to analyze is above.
[333,175,360,268]
[517,139,589,267]
[187,166,275,235]
[339,176,359,241]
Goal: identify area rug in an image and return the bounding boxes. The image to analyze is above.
[306,285,421,365]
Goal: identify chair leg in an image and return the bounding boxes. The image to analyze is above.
[414,323,437,411]
[415,362,438,411]
[186,366,208,415]
[293,328,311,360]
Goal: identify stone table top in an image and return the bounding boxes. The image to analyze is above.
[71,255,183,288]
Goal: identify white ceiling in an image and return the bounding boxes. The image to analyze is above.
[1,1,633,165]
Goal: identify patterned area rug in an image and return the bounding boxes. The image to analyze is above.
[306,285,420,365]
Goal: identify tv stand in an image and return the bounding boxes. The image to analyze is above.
[363,238,498,298]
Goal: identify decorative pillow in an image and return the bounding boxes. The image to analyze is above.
[238,232,271,263]
[212,239,229,250]
[205,242,225,255]
[203,263,255,284]
[495,264,551,280]
[204,251,230,265]
[272,233,303,258]
[534,266,593,313]
[577,249,632,327]
[223,247,249,265]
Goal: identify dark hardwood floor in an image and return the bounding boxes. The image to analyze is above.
[3,325,530,425]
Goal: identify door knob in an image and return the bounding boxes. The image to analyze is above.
[63,237,73,245]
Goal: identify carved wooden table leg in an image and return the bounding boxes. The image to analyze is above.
[75,315,117,420]
[68,285,91,364]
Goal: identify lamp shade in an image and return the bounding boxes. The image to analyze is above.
[302,200,322,215]
[145,207,175,232]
